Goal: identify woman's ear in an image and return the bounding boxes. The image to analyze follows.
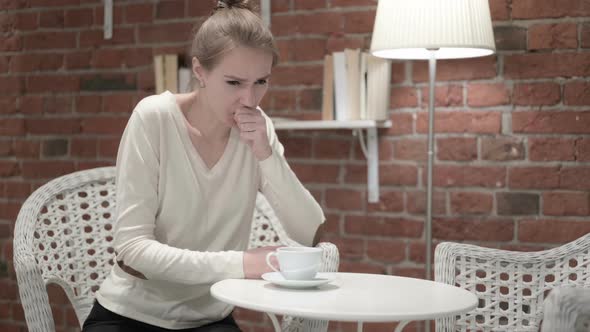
[191,57,206,88]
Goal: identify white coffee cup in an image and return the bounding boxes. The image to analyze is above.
[265,247,323,280]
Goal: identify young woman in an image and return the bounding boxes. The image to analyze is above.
[82,1,325,331]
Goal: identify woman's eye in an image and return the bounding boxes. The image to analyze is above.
[256,79,268,85]
[227,81,240,86]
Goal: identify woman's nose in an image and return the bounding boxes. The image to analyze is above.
[240,87,256,108]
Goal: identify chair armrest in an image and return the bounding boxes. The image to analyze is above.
[542,286,590,332]
[316,242,339,273]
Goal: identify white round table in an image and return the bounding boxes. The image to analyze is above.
[211,272,477,332]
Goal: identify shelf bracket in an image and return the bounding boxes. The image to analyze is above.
[354,128,380,203]
[103,0,113,40]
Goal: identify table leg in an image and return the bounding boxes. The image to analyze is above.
[266,313,281,332]
[394,320,410,332]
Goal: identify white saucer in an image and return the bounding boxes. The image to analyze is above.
[261,272,337,289]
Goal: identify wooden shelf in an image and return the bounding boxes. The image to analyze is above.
[270,118,392,203]
[271,118,392,130]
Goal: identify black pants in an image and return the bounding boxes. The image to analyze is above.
[82,301,242,332]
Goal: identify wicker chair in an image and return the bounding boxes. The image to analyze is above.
[13,166,339,332]
[541,286,590,332]
[434,234,590,331]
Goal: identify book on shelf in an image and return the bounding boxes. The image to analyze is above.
[321,54,334,121]
[321,48,391,122]
[154,54,189,94]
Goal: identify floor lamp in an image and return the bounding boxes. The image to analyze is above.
[370,0,496,283]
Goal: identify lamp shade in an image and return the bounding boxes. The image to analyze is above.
[370,0,496,60]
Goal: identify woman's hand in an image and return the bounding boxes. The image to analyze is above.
[243,245,282,279]
[234,108,272,161]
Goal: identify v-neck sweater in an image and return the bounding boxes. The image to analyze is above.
[95,91,325,329]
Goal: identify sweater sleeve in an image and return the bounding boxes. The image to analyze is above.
[257,111,325,246]
[113,105,244,285]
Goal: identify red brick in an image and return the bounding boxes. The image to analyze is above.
[416,111,502,134]
[351,164,416,186]
[298,88,322,110]
[44,95,73,114]
[326,237,364,260]
[406,191,447,215]
[287,163,339,183]
[529,23,578,50]
[467,83,510,107]
[352,139,393,161]
[21,161,75,179]
[27,119,80,135]
[124,48,153,68]
[26,75,79,93]
[391,87,418,108]
[518,220,590,243]
[81,117,128,135]
[75,95,102,114]
[13,139,40,158]
[0,280,17,300]
[0,96,17,114]
[280,136,311,158]
[543,192,590,216]
[156,0,185,20]
[413,56,497,82]
[0,34,21,52]
[583,23,590,48]
[291,39,326,62]
[482,136,525,161]
[512,0,590,19]
[367,239,405,263]
[433,165,506,188]
[125,3,154,24]
[266,90,295,111]
[0,161,19,177]
[325,33,365,52]
[578,138,590,161]
[0,77,23,94]
[15,12,38,30]
[434,218,514,241]
[367,190,403,213]
[345,215,423,238]
[91,49,125,69]
[489,0,510,20]
[71,138,97,158]
[338,260,386,274]
[505,53,590,79]
[271,65,323,86]
[64,8,93,28]
[102,93,135,113]
[10,53,63,72]
[1,0,28,10]
[64,51,91,70]
[393,138,426,161]
[494,26,527,51]
[29,0,80,7]
[421,85,463,108]
[451,192,493,215]
[313,138,351,160]
[343,10,375,34]
[273,13,343,36]
[513,83,561,106]
[325,188,363,210]
[560,167,590,190]
[294,0,326,10]
[0,119,25,136]
[94,4,124,26]
[564,81,590,106]
[513,111,590,134]
[529,138,576,161]
[387,112,413,135]
[0,202,21,221]
[79,28,135,48]
[437,137,477,161]
[187,0,214,16]
[138,22,193,43]
[3,182,31,199]
[98,137,120,158]
[509,167,561,190]
[19,95,43,115]
[23,32,76,50]
[39,10,64,28]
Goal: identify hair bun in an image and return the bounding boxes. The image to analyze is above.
[215,0,252,10]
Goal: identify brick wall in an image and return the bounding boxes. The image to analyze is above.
[1,0,589,331]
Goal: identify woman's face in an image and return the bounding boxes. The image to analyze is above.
[194,46,273,127]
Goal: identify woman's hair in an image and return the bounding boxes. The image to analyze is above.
[190,0,279,72]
